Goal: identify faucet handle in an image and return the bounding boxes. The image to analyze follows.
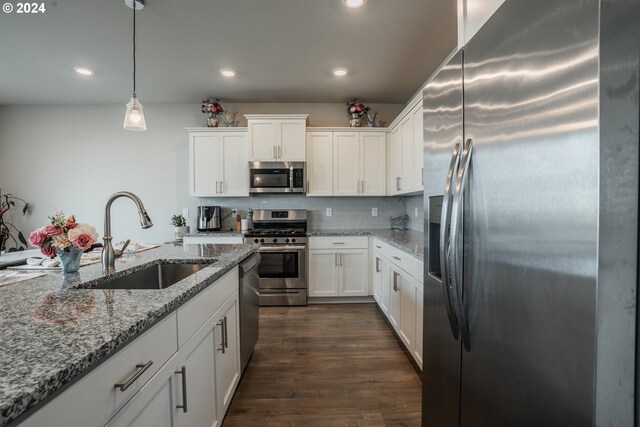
[115,239,131,259]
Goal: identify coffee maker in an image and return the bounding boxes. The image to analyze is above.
[197,206,221,231]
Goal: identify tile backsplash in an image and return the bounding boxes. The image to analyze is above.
[198,195,424,232]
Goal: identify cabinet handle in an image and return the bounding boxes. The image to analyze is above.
[175,366,188,413]
[340,253,343,266]
[396,177,401,191]
[393,272,399,292]
[219,181,224,194]
[223,316,229,349]
[273,145,276,159]
[278,146,281,159]
[215,181,219,194]
[333,242,345,245]
[217,320,225,353]
[422,167,424,186]
[114,360,153,391]
[375,245,382,249]
[393,256,402,261]
[375,258,380,273]
[335,253,338,266]
[361,180,365,194]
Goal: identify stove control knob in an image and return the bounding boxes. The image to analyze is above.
[291,238,296,243]
[253,239,259,244]
[272,238,278,243]
[285,238,290,243]
[260,238,265,243]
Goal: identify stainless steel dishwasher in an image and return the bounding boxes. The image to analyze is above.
[239,253,260,374]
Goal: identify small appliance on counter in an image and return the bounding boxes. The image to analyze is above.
[197,206,221,231]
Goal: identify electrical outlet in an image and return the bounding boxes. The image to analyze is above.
[182,208,189,218]
[415,207,419,218]
[232,209,238,217]
[372,207,378,217]
[326,208,333,217]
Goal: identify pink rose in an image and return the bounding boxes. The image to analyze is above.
[68,228,94,250]
[40,244,57,258]
[350,106,356,113]
[42,224,63,237]
[29,229,45,247]
[357,105,363,112]
[65,215,78,229]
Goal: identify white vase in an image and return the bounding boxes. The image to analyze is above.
[174,226,190,240]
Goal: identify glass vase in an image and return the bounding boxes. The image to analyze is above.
[57,247,84,274]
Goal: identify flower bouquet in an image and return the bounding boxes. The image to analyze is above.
[346,98,370,127]
[201,98,224,127]
[28,212,99,273]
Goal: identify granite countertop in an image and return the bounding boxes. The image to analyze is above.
[0,243,257,427]
[307,229,424,260]
[186,230,244,237]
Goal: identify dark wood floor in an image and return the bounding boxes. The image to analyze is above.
[223,304,422,427]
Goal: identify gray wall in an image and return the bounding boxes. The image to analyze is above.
[0,102,413,246]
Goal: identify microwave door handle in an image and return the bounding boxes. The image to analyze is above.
[440,141,461,340]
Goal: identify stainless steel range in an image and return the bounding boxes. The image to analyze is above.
[243,209,307,306]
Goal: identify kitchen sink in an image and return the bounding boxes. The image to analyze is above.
[91,261,215,290]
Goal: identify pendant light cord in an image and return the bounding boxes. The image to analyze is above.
[132,0,136,97]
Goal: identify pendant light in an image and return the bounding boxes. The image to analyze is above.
[123,0,146,131]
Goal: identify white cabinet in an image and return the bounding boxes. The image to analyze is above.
[246,115,307,161]
[214,294,241,419]
[333,131,386,196]
[106,354,179,427]
[306,131,334,196]
[308,237,369,297]
[386,100,424,195]
[373,238,424,369]
[188,129,248,197]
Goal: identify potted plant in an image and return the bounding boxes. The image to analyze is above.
[171,214,190,240]
[346,98,371,127]
[0,189,30,256]
[201,98,224,127]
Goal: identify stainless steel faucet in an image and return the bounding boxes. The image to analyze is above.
[102,191,153,275]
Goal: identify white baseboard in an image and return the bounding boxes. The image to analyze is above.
[307,296,376,304]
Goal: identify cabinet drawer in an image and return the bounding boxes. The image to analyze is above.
[177,267,238,348]
[309,236,369,250]
[373,238,422,283]
[21,313,178,427]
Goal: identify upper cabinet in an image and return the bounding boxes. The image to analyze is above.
[387,100,424,195]
[246,114,308,161]
[188,129,249,197]
[307,129,386,197]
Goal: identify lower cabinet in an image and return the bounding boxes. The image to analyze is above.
[308,248,368,297]
[373,239,423,369]
[21,267,243,427]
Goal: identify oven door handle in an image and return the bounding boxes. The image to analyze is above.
[257,245,306,252]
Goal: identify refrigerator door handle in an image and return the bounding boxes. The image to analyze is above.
[450,138,473,351]
[440,141,462,340]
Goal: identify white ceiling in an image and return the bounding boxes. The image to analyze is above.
[0,0,456,105]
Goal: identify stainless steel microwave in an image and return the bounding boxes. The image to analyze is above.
[249,161,306,194]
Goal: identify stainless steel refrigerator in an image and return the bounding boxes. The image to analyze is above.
[422,1,639,426]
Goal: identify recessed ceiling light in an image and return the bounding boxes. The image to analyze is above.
[343,0,365,9]
[333,68,349,77]
[220,69,236,78]
[73,67,94,76]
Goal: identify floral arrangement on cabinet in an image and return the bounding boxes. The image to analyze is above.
[201,98,224,127]
[346,98,371,127]
[28,212,99,258]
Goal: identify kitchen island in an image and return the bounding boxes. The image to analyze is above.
[0,243,258,426]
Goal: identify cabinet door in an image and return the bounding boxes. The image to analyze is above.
[106,354,178,427]
[387,126,401,195]
[175,315,220,427]
[415,286,424,369]
[333,132,360,196]
[221,132,249,197]
[399,114,415,192]
[215,293,241,420]
[388,268,402,331]
[306,132,333,196]
[377,256,391,314]
[248,121,277,160]
[339,249,368,296]
[412,103,424,191]
[279,120,306,161]
[399,271,419,354]
[308,249,339,297]
[360,132,387,196]
[190,134,222,196]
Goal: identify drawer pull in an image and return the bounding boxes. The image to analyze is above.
[176,366,188,413]
[393,256,402,261]
[333,242,345,245]
[217,320,226,353]
[375,245,382,249]
[114,360,153,391]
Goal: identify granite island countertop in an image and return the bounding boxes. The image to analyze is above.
[306,229,424,260]
[0,243,258,427]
